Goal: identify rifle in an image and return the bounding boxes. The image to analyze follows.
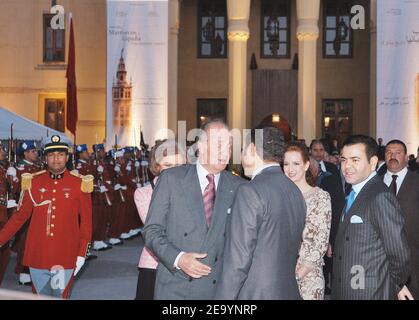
[113,134,125,203]
[94,134,112,206]
[133,129,143,187]
[7,124,16,203]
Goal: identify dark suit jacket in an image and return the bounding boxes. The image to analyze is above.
[331,175,411,300]
[215,166,306,300]
[382,170,419,297]
[144,164,245,300]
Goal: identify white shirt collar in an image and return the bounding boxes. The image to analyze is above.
[251,163,280,180]
[196,160,221,194]
[351,171,377,199]
[23,159,33,165]
[318,160,327,172]
[384,166,408,194]
[78,159,87,164]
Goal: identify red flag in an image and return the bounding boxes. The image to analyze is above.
[66,17,78,136]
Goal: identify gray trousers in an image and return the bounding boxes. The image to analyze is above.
[30,267,74,298]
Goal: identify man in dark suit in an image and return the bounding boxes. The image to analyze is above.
[215,126,306,299]
[332,135,412,300]
[144,120,244,300]
[311,139,346,294]
[381,139,419,297]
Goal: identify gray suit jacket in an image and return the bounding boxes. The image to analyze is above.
[215,166,307,300]
[384,170,419,297]
[331,175,411,300]
[143,164,245,300]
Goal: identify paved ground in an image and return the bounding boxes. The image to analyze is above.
[1,235,144,300]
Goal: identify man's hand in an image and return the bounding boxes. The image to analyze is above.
[178,253,212,279]
[74,256,86,276]
[398,286,414,300]
[326,244,333,258]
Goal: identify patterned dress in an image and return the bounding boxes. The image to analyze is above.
[296,187,332,300]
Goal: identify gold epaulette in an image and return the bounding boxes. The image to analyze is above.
[70,170,94,193]
[21,170,46,191]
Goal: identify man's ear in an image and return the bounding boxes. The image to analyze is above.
[370,155,378,169]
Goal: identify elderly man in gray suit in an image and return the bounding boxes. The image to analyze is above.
[215,126,306,300]
[144,120,245,300]
[332,135,413,300]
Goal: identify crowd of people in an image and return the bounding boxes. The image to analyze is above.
[0,119,418,300]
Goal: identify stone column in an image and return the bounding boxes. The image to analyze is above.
[227,0,250,131]
[296,0,320,142]
[168,0,180,134]
[369,0,377,138]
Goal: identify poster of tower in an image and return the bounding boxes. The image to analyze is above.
[107,0,168,148]
[112,49,133,131]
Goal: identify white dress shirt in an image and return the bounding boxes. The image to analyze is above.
[174,161,222,269]
[383,167,408,195]
[351,171,377,201]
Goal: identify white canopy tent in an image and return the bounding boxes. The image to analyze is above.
[0,106,71,145]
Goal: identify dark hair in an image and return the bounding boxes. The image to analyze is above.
[377,146,385,161]
[246,125,285,163]
[386,139,407,154]
[309,139,325,150]
[342,135,378,161]
[285,142,316,186]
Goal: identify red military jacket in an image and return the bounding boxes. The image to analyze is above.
[16,159,43,195]
[0,169,92,269]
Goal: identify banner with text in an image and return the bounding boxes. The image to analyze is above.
[377,0,419,154]
[107,0,168,149]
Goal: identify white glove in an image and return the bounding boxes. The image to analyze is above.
[97,165,104,173]
[6,167,17,177]
[74,256,85,276]
[114,165,121,173]
[114,184,121,191]
[99,186,108,193]
[126,165,132,172]
[135,161,140,168]
[7,199,18,209]
[141,160,148,166]
[136,183,142,189]
[121,185,127,190]
[73,169,80,174]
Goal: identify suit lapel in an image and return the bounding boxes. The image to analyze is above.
[336,176,378,241]
[396,171,411,202]
[181,165,207,234]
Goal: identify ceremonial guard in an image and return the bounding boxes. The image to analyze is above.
[0,135,93,298]
[0,141,18,285]
[91,144,113,251]
[13,140,42,285]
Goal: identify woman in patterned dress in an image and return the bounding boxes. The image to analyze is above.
[283,143,332,300]
[134,139,185,300]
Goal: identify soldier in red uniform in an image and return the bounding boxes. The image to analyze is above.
[74,144,98,260]
[0,135,93,298]
[13,140,43,285]
[91,144,113,251]
[0,142,15,285]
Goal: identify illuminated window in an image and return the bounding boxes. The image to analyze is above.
[198,0,227,58]
[45,99,65,132]
[261,0,291,58]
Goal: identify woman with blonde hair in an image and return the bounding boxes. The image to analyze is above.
[283,143,332,300]
[134,139,185,300]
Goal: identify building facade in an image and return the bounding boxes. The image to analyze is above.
[0,0,374,147]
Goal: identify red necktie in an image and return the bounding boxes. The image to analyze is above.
[203,174,215,227]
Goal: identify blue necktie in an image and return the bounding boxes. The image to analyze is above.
[345,189,356,214]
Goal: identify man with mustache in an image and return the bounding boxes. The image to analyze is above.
[382,139,419,298]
